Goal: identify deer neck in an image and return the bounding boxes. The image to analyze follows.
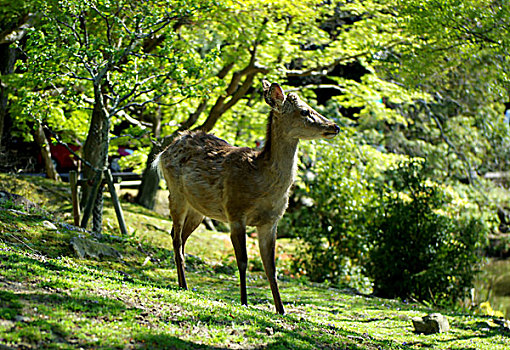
[258,111,299,184]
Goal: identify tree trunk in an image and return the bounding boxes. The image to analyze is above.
[136,105,162,209]
[81,83,110,233]
[0,43,16,147]
[1,13,35,147]
[33,123,60,181]
[136,146,161,209]
[81,84,108,207]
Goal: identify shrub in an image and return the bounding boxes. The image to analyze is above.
[281,134,378,292]
[365,160,487,305]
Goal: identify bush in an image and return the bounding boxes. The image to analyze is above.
[365,160,487,305]
[281,135,377,293]
[283,136,487,303]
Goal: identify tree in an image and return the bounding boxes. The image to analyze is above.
[136,0,415,208]
[0,1,33,147]
[395,0,509,94]
[18,0,220,231]
[377,0,510,184]
[0,2,61,179]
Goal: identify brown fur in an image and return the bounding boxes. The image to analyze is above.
[155,80,339,314]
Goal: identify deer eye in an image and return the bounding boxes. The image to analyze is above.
[300,109,310,117]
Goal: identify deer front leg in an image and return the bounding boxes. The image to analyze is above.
[257,223,284,314]
[230,221,248,306]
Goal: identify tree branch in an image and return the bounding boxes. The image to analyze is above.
[222,65,268,112]
[197,63,268,132]
[286,40,406,77]
[285,84,344,93]
[418,99,489,202]
[179,99,208,131]
[0,13,37,44]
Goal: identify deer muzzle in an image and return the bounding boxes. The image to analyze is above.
[323,124,340,139]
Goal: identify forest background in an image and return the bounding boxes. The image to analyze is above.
[1,0,510,308]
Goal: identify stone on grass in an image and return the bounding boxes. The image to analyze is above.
[71,237,122,260]
[42,220,58,230]
[412,313,449,334]
[0,191,38,211]
[494,318,510,332]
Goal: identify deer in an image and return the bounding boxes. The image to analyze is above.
[154,80,340,314]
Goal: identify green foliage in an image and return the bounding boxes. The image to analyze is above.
[374,0,510,192]
[281,129,403,292]
[395,0,510,84]
[284,143,489,305]
[0,291,22,320]
[1,0,507,316]
[365,160,487,305]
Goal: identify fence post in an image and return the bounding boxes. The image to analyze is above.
[69,170,80,226]
[104,169,128,236]
[80,170,103,229]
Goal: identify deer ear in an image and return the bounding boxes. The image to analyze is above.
[263,81,285,108]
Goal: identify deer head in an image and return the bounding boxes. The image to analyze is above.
[262,80,340,140]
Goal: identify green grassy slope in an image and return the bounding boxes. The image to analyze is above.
[0,174,508,349]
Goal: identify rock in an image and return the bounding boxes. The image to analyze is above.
[42,220,58,230]
[0,191,38,211]
[14,315,32,323]
[412,313,450,334]
[494,318,510,332]
[60,222,87,233]
[70,237,122,260]
[0,319,15,329]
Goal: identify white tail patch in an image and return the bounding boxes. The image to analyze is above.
[151,152,163,177]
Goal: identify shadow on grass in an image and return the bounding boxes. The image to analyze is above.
[0,249,396,349]
[135,332,229,350]
[437,320,510,346]
[0,209,48,226]
[4,242,493,350]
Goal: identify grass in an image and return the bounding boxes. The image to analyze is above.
[0,173,509,349]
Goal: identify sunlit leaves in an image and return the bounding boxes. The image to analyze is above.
[10,0,226,159]
[393,0,509,91]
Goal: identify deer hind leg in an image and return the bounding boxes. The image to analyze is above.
[257,223,284,314]
[181,209,204,254]
[169,195,190,290]
[230,221,248,306]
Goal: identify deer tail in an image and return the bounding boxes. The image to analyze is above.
[152,152,163,177]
